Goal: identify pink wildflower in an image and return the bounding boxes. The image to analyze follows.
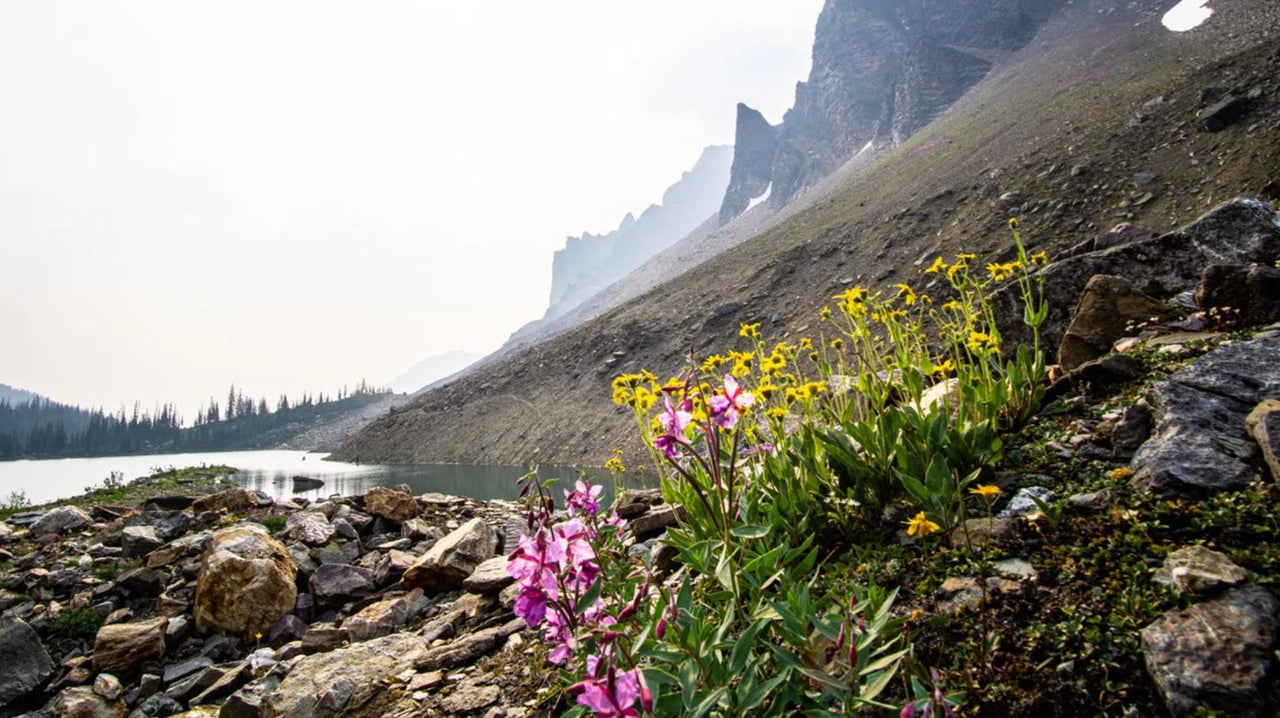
[709,375,755,429]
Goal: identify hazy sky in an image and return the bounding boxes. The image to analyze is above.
[0,1,822,418]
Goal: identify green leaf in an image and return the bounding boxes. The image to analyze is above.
[729,619,769,674]
[690,686,728,718]
[678,661,699,710]
[731,524,771,539]
[573,577,603,614]
[740,674,787,712]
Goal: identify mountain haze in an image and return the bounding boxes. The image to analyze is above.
[335,0,1280,469]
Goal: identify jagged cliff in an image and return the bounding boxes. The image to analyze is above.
[539,145,732,325]
[720,0,1058,224]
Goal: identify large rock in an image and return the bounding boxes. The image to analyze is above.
[1195,264,1280,326]
[192,488,258,515]
[51,685,127,718]
[309,564,375,607]
[1132,336,1280,496]
[194,524,298,640]
[121,526,164,559]
[401,518,497,592]
[1056,275,1177,371]
[91,616,167,676]
[124,510,192,543]
[29,505,92,535]
[996,198,1280,355]
[1246,400,1280,483]
[362,487,418,523]
[342,589,425,642]
[460,556,514,595]
[415,617,525,671]
[1142,585,1280,717]
[0,615,55,707]
[284,512,334,547]
[263,632,425,718]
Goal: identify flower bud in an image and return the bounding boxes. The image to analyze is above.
[655,617,667,639]
[639,672,653,712]
[900,703,916,718]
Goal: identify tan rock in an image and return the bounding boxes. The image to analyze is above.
[191,488,258,515]
[343,589,423,642]
[92,616,167,676]
[401,518,497,592]
[1057,275,1178,371]
[364,487,419,523]
[193,524,297,640]
[1247,399,1280,482]
[264,632,426,717]
[51,685,126,718]
[1154,545,1247,597]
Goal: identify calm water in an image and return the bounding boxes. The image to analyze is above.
[0,450,622,506]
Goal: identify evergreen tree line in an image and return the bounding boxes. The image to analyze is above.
[0,381,388,460]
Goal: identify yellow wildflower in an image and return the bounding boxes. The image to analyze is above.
[893,283,917,306]
[604,457,626,474]
[819,305,833,320]
[925,256,947,274]
[831,338,845,351]
[969,484,1001,498]
[904,512,941,538]
[1031,251,1049,267]
[700,354,728,373]
[966,331,1000,356]
[765,407,787,421]
[987,261,1019,282]
[941,300,963,312]
[1110,467,1134,480]
[739,323,761,339]
[799,337,813,351]
[1008,217,1020,230]
[932,358,955,376]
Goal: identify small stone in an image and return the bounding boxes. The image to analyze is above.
[1153,545,1248,597]
[92,616,167,676]
[630,505,686,540]
[30,505,92,535]
[52,685,126,718]
[461,556,514,595]
[191,488,258,515]
[442,683,501,713]
[92,673,123,701]
[285,511,335,546]
[992,558,1038,581]
[997,487,1053,518]
[1065,489,1113,514]
[310,564,375,607]
[120,526,164,558]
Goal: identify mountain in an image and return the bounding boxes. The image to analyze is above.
[505,145,733,350]
[386,351,484,395]
[334,0,1280,468]
[0,383,39,406]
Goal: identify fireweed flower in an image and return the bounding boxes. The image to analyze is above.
[904,512,941,538]
[709,375,755,429]
[572,660,642,717]
[565,480,604,518]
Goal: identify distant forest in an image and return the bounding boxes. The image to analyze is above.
[0,381,390,460]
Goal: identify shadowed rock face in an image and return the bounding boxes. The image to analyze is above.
[721,0,1059,224]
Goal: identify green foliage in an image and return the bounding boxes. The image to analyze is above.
[0,489,31,519]
[259,514,287,533]
[53,609,103,640]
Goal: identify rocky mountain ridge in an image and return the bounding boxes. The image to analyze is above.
[334,0,1280,470]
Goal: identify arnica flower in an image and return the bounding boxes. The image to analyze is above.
[739,323,761,339]
[925,256,947,274]
[966,330,1000,356]
[904,512,941,538]
[700,354,728,373]
[820,305,833,320]
[1031,251,1049,267]
[892,283,917,306]
[932,358,955,376]
[604,457,625,474]
[1008,217,1020,230]
[969,484,1001,498]
[1111,466,1134,480]
[986,261,1018,282]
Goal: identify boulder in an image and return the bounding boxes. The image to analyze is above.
[1112,402,1153,460]
[91,616,167,676]
[1142,585,1280,717]
[949,517,1016,549]
[124,510,192,543]
[267,614,307,648]
[995,198,1280,357]
[51,685,126,718]
[997,487,1052,518]
[342,589,425,642]
[415,617,525,671]
[401,518,498,592]
[1132,336,1280,496]
[363,487,418,523]
[284,512,334,547]
[372,549,416,588]
[1195,264,1280,326]
[1153,546,1248,597]
[194,524,298,640]
[221,674,281,718]
[630,505,686,539]
[460,556,514,595]
[121,526,164,559]
[29,505,92,535]
[191,488,258,515]
[0,615,55,707]
[263,632,425,717]
[301,623,348,654]
[1057,275,1177,371]
[309,564,375,607]
[1246,400,1280,483]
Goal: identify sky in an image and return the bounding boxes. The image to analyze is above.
[0,0,823,419]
